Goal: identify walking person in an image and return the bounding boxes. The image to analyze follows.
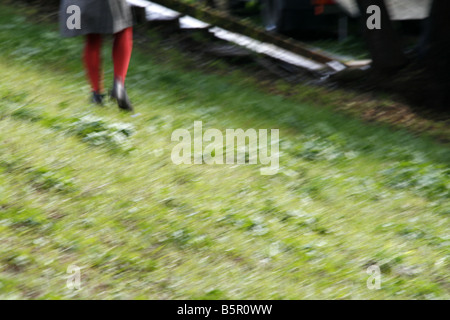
[60,0,134,111]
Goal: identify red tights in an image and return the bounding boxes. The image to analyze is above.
[83,27,133,93]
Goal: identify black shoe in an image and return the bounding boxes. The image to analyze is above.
[110,79,133,112]
[91,91,105,105]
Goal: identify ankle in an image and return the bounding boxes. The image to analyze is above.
[114,77,125,85]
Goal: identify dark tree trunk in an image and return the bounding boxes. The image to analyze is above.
[356,0,408,72]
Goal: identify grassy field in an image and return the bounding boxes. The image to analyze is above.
[0,3,448,299]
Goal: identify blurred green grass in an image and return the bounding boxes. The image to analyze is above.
[0,4,448,299]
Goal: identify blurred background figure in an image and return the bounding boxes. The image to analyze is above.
[60,0,134,111]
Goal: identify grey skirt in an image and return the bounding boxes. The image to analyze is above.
[60,0,133,37]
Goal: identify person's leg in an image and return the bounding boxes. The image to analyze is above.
[84,34,103,95]
[112,27,133,84]
[111,27,133,111]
